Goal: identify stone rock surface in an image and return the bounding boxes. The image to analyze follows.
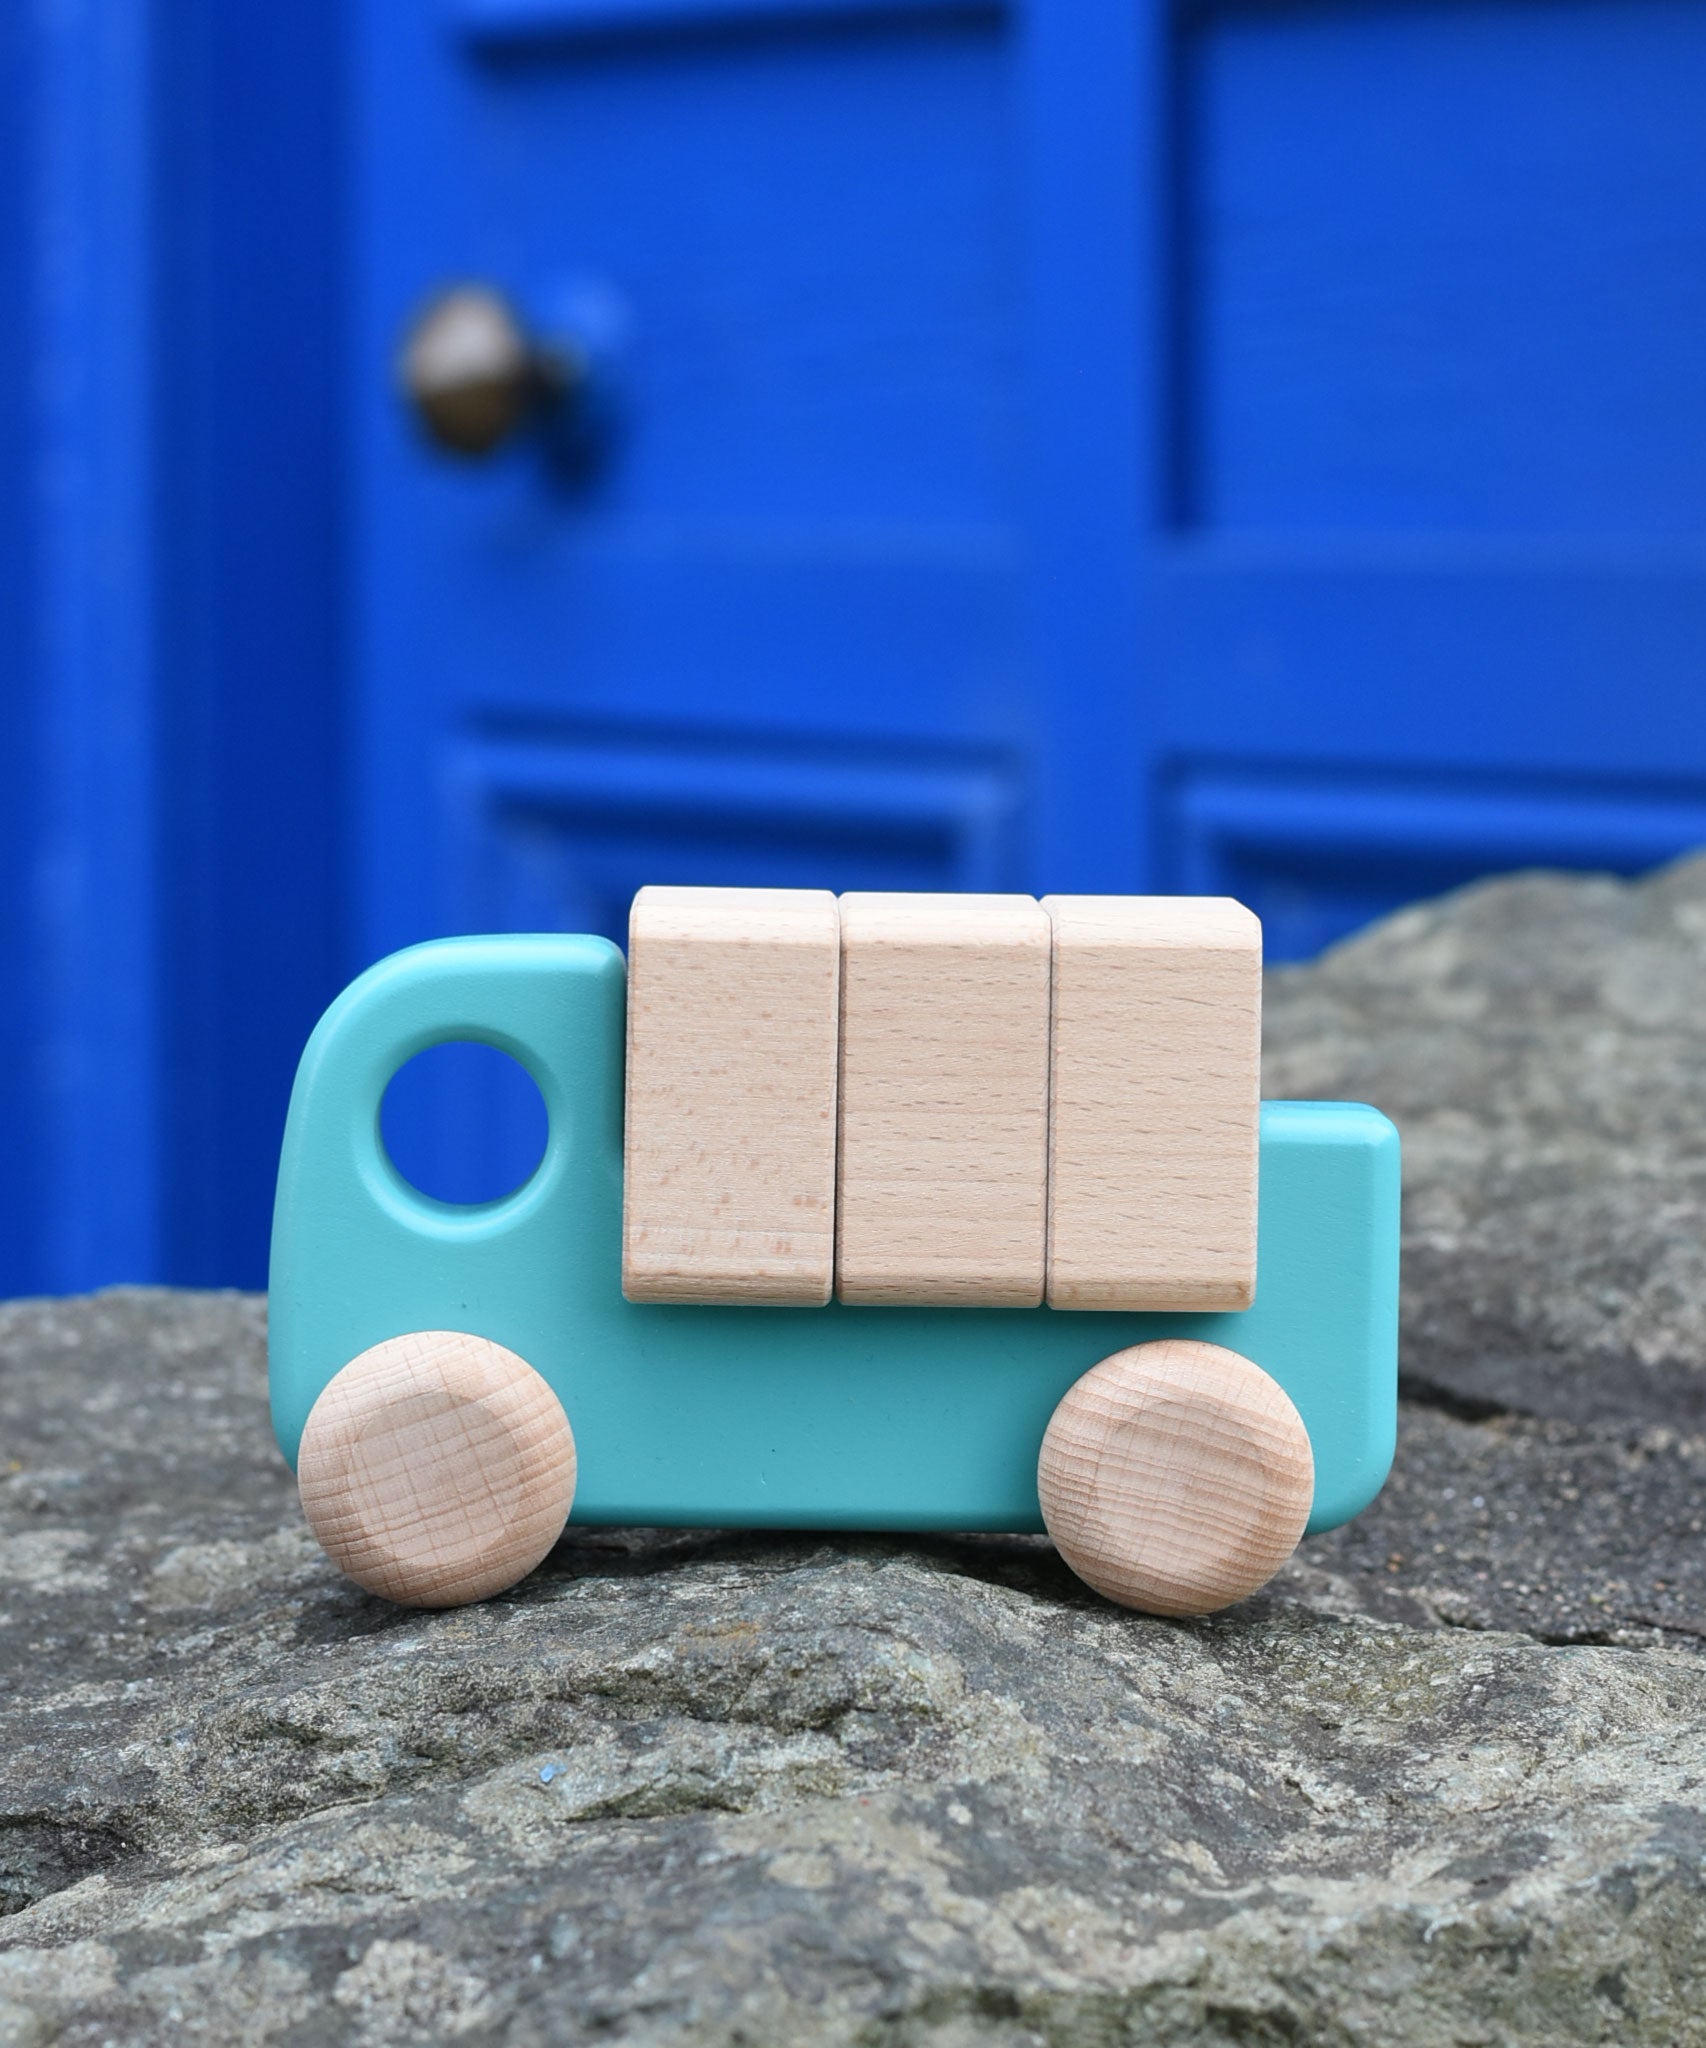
[5,860,1706,2044]
[1264,853,1706,1432]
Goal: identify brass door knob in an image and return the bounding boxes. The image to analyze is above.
[399,286,581,458]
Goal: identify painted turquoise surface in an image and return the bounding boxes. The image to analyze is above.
[268,935,1400,1536]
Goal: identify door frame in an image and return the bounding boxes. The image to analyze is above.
[0,0,345,1292]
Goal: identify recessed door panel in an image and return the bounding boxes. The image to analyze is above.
[356,2,1047,1199]
[1185,0,1706,537]
[1027,2,1706,961]
[356,3,1031,982]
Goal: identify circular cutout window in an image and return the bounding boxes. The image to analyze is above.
[381,1041,548,1206]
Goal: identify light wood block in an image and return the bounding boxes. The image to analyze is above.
[1044,894,1261,1311]
[1037,1339,1313,1615]
[624,885,840,1304]
[835,892,1050,1306]
[297,1330,577,1608]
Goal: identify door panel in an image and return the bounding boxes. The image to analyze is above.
[1164,0,1706,944]
[1172,764,1706,965]
[356,0,1038,1200]
[450,726,1024,934]
[357,2,1031,979]
[1187,0,1706,538]
[1029,2,1706,961]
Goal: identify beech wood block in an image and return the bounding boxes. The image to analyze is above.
[624,885,840,1304]
[835,892,1050,1305]
[296,1330,577,1608]
[1044,894,1261,1311]
[1037,1339,1313,1616]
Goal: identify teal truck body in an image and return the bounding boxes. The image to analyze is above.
[269,934,1400,1536]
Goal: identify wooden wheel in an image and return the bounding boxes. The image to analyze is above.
[1037,1338,1313,1616]
[296,1331,576,1607]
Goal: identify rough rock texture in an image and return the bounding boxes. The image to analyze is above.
[6,859,1706,2044]
[1265,854,1706,1432]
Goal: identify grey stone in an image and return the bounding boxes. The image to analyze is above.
[1264,852,1706,1430]
[4,860,1706,2042]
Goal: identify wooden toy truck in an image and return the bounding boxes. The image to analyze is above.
[269,891,1399,1616]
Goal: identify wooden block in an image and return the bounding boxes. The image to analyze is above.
[836,893,1051,1306]
[1043,894,1261,1311]
[623,886,840,1304]
[1037,1339,1313,1615]
[296,1330,578,1608]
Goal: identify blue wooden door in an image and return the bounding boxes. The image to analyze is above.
[356,0,1706,1192]
[357,2,1039,959]
[357,2,1054,1194]
[1030,3,1706,963]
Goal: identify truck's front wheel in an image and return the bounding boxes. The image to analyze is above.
[295,1331,577,1607]
[1038,1339,1313,1616]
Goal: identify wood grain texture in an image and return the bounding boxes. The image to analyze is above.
[835,892,1050,1305]
[1044,894,1261,1311]
[623,886,840,1304]
[296,1331,577,1608]
[1037,1339,1313,1616]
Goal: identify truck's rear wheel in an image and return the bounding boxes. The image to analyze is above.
[296,1330,576,1607]
[1038,1339,1312,1616]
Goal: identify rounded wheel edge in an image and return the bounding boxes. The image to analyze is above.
[1038,1338,1313,1617]
[297,1330,577,1608]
